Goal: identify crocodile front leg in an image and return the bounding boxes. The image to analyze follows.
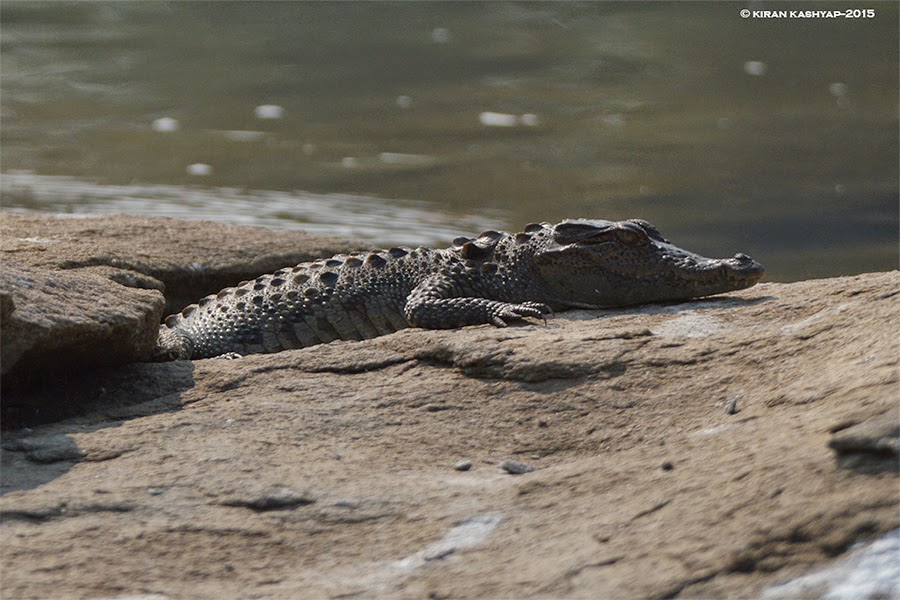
[403,275,550,329]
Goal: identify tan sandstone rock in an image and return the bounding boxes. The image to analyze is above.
[0,213,360,382]
[0,263,164,380]
[0,212,362,316]
[1,260,896,598]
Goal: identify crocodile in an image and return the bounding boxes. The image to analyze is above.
[153,218,765,360]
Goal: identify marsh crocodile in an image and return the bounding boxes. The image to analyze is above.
[154,219,765,360]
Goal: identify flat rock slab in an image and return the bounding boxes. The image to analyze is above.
[0,263,164,380]
[0,213,361,383]
[0,269,896,598]
[0,212,363,315]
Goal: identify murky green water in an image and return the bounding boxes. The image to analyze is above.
[1,1,897,280]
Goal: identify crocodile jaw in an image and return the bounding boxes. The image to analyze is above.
[605,247,767,305]
[533,219,766,308]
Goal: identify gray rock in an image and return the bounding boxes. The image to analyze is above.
[21,434,84,464]
[500,460,534,474]
[724,395,740,414]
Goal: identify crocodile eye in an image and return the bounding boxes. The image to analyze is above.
[628,219,666,242]
[615,229,644,245]
[581,231,617,245]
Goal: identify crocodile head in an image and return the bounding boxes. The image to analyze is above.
[532,219,765,308]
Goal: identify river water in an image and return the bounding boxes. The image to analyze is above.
[1,2,897,280]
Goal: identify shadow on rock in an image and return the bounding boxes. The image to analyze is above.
[1,361,195,494]
[829,412,900,475]
[1,361,196,429]
[606,294,774,316]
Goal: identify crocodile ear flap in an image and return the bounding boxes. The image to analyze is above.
[552,221,613,244]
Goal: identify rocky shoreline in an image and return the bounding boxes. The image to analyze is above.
[0,213,363,395]
[1,212,898,599]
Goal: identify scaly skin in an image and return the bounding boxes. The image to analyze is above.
[153,219,765,360]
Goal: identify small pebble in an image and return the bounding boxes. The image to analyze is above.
[500,460,534,475]
[454,460,472,472]
[661,461,674,471]
[725,396,739,415]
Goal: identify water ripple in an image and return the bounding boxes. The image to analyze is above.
[1,171,507,247]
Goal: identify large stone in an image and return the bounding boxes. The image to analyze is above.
[0,211,361,389]
[0,212,363,315]
[1,267,897,599]
[0,263,164,379]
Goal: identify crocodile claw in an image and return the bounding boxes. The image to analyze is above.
[491,302,552,327]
